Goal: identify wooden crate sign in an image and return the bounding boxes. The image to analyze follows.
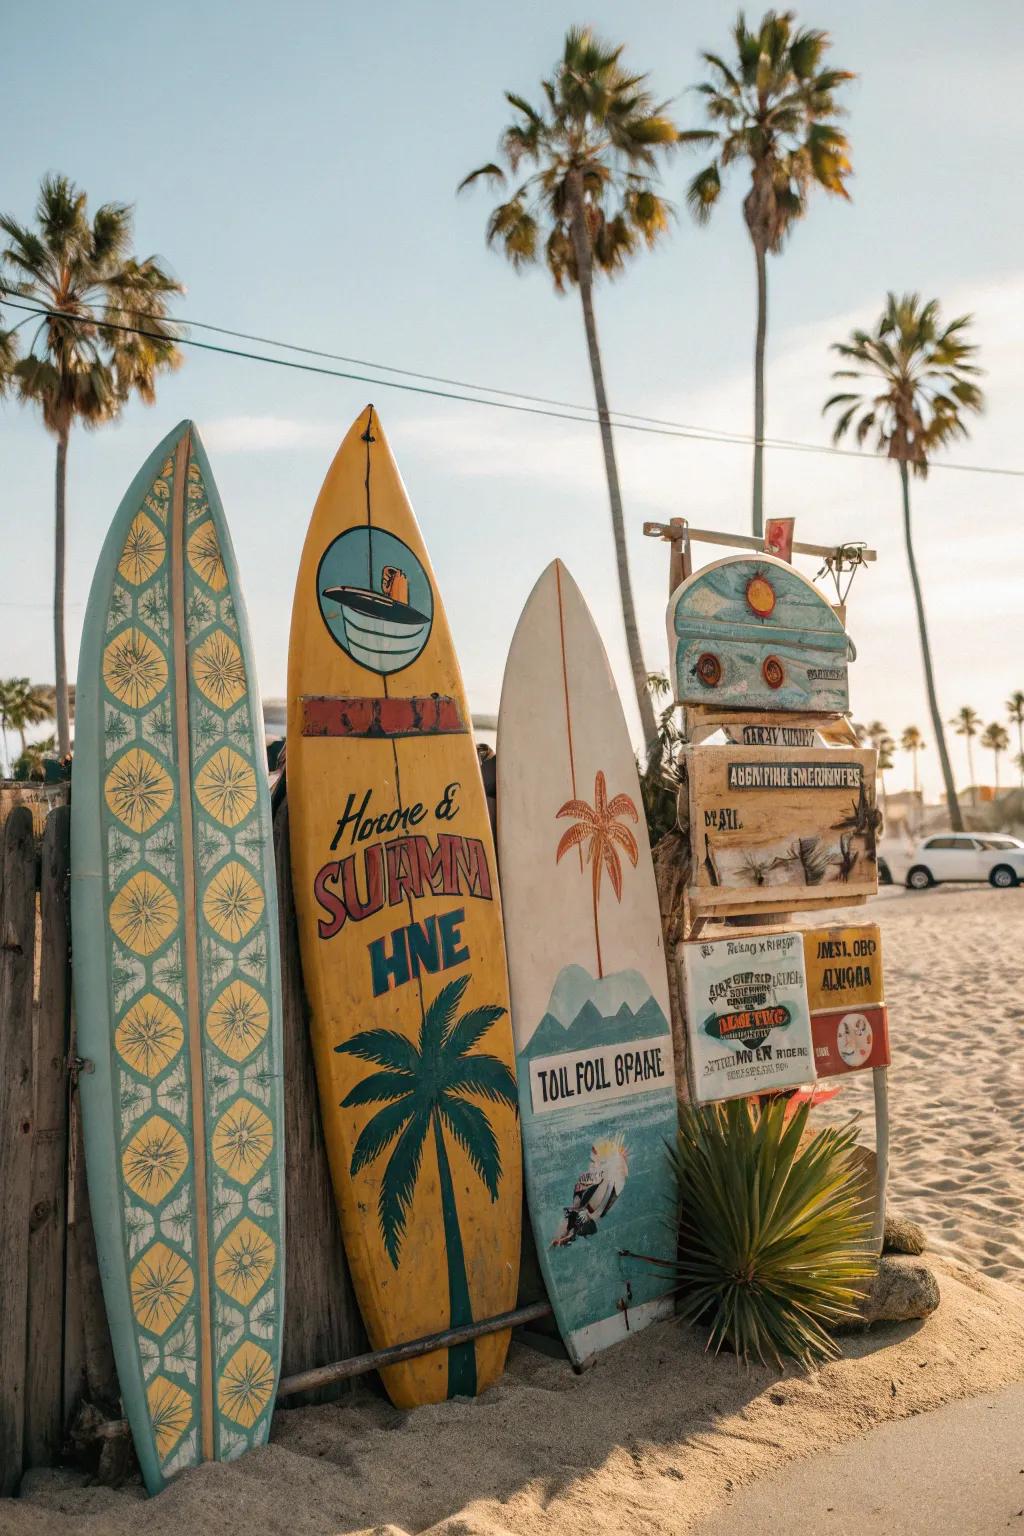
[684,743,879,916]
[667,554,852,712]
[803,924,890,1077]
[681,931,816,1103]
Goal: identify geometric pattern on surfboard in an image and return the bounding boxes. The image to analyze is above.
[95,433,283,1485]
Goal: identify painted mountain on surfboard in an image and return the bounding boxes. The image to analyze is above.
[521,965,670,1061]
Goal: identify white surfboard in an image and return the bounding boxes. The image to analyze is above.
[497,561,677,1367]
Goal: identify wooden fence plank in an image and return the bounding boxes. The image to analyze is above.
[0,807,38,1493]
[24,806,71,1468]
[274,798,366,1404]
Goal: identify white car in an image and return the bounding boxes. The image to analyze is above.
[903,833,1024,890]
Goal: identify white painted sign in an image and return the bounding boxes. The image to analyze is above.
[528,1036,671,1116]
[681,931,816,1103]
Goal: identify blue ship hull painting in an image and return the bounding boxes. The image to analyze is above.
[517,964,678,1366]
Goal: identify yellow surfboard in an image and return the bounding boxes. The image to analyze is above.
[287,406,521,1406]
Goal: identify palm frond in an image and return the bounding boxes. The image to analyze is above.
[686,162,722,223]
[421,975,471,1060]
[438,1094,502,1200]
[349,1097,416,1177]
[335,1027,421,1074]
[378,1108,431,1267]
[341,1070,416,1108]
[442,1001,507,1058]
[441,1052,518,1108]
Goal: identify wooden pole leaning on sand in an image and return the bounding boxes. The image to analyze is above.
[277,1301,553,1398]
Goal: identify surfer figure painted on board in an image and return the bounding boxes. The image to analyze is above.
[551,1137,629,1246]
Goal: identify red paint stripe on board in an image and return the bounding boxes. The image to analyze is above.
[301,694,467,738]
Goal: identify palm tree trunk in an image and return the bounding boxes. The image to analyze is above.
[567,173,657,758]
[752,243,768,538]
[900,463,962,830]
[54,428,71,758]
[912,749,919,797]
[994,750,1000,791]
[967,740,976,807]
[432,1115,476,1398]
[592,871,603,981]
[1017,722,1023,785]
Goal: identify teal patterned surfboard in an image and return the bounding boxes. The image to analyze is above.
[71,422,284,1493]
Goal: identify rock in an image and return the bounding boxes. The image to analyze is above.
[863,1256,940,1325]
[884,1215,927,1255]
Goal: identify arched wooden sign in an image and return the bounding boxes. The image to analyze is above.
[667,554,852,713]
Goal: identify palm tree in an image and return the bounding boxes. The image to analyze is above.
[981,722,1010,793]
[0,677,56,756]
[0,678,19,777]
[684,10,854,534]
[900,726,926,797]
[13,734,56,782]
[459,28,679,754]
[825,295,984,832]
[0,174,183,756]
[556,769,640,978]
[334,975,517,1399]
[951,707,981,808]
[1007,692,1024,785]
[878,734,895,820]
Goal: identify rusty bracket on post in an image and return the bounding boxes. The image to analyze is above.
[276,1298,554,1399]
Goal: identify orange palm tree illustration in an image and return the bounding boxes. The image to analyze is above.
[555,770,639,978]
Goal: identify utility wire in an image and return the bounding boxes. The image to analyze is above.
[4,299,1024,478]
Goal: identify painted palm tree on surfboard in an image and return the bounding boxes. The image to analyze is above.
[555,770,639,980]
[335,975,517,1397]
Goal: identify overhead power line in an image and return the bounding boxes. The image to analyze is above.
[3,300,1023,478]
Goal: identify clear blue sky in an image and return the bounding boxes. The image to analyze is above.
[3,0,1023,794]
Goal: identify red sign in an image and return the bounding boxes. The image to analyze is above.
[764,518,795,563]
[301,694,466,738]
[811,1003,890,1078]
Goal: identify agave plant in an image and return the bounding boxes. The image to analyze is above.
[653,1097,875,1369]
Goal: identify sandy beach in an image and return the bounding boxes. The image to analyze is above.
[5,884,1024,1536]
[809,885,1024,1284]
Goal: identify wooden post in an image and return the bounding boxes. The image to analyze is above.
[62,1055,120,1427]
[0,807,37,1494]
[274,798,366,1404]
[667,517,689,595]
[24,806,71,1468]
[873,1067,890,1253]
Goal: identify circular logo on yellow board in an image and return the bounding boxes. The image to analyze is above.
[316,526,433,675]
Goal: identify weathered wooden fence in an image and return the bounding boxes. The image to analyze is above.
[0,791,372,1496]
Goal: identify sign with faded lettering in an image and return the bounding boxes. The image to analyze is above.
[681,931,816,1103]
[528,1037,671,1115]
[802,924,890,1077]
[684,744,879,917]
[667,554,852,713]
[723,722,823,748]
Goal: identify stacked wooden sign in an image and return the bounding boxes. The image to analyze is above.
[666,550,891,1189]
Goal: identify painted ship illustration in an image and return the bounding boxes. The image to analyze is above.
[321,563,430,672]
